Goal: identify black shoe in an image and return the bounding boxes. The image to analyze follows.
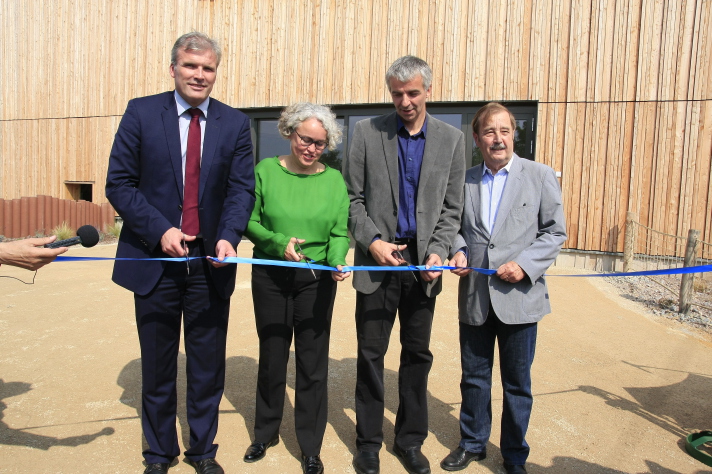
[353,450,380,474]
[301,454,324,474]
[143,464,169,474]
[243,437,279,462]
[503,463,527,474]
[393,444,431,474]
[440,446,486,471]
[190,458,224,474]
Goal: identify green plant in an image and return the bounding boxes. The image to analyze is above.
[107,220,123,238]
[50,221,74,241]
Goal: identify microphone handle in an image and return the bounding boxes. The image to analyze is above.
[44,236,82,249]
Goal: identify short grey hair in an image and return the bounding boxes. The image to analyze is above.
[385,56,432,91]
[277,103,343,151]
[171,32,222,67]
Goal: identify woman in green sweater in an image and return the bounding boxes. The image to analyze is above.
[243,102,350,474]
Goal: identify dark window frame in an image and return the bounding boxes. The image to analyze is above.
[244,101,538,169]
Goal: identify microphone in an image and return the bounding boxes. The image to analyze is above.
[44,225,100,249]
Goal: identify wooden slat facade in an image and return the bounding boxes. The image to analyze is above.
[1,0,710,252]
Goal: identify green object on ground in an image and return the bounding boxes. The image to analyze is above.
[685,431,712,467]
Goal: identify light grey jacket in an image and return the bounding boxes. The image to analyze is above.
[344,112,466,297]
[451,155,567,325]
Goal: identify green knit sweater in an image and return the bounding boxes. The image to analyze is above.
[244,157,350,266]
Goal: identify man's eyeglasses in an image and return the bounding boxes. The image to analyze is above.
[294,131,328,150]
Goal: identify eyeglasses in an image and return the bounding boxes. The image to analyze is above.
[294,131,328,150]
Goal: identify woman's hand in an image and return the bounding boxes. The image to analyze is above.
[331,264,351,282]
[284,237,306,262]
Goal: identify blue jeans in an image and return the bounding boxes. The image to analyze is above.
[458,310,537,465]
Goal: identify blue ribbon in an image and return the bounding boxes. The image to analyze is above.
[52,256,712,277]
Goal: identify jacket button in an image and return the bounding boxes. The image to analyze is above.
[178,205,183,210]
[489,244,494,249]
[393,210,397,216]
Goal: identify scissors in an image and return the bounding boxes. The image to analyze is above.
[393,248,418,280]
[295,239,317,279]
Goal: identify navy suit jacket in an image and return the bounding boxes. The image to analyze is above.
[106,91,255,299]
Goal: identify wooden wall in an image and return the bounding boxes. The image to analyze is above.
[1,0,710,252]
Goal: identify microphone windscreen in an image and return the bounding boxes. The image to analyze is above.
[77,225,100,248]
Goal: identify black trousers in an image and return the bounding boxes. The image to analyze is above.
[251,264,336,456]
[134,239,230,464]
[354,243,437,451]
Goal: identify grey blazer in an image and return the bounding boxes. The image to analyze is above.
[451,155,567,325]
[344,112,465,297]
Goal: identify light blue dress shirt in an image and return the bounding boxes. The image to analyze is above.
[481,158,513,234]
[174,91,209,180]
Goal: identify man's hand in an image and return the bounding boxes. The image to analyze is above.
[496,261,526,283]
[0,236,68,271]
[368,239,407,266]
[331,264,352,282]
[420,253,443,282]
[285,237,306,262]
[210,239,237,268]
[449,250,472,277]
[161,227,196,257]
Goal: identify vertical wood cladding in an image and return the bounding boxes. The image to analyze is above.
[1,0,710,251]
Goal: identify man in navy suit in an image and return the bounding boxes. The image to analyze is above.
[106,32,255,474]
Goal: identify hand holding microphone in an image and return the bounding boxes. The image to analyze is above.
[0,226,100,271]
[44,225,100,249]
[0,236,68,271]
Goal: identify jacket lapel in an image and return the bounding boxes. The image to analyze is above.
[469,164,486,235]
[162,93,184,201]
[491,155,523,241]
[381,113,399,208]
[200,99,221,203]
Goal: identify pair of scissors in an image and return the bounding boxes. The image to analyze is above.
[294,240,316,279]
[392,248,418,280]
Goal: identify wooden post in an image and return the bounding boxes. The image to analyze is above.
[679,229,700,315]
[623,212,637,272]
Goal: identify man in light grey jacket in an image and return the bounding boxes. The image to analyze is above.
[441,103,566,474]
[344,56,465,474]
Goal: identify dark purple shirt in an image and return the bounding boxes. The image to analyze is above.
[395,115,427,239]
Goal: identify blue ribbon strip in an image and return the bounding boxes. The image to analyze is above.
[52,256,712,277]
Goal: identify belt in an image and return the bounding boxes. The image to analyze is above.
[393,238,416,245]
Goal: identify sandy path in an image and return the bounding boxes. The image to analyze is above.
[0,243,710,473]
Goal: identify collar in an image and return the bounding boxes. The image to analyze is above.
[482,154,514,177]
[396,114,428,137]
[174,91,210,118]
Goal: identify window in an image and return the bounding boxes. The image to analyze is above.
[256,120,289,161]
[245,102,537,170]
[65,181,93,202]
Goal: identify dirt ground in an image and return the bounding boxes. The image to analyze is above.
[1,242,711,474]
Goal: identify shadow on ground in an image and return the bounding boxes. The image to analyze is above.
[0,378,114,449]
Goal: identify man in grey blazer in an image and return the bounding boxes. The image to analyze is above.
[344,56,465,474]
[441,103,566,474]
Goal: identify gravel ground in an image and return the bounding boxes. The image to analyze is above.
[604,273,712,333]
